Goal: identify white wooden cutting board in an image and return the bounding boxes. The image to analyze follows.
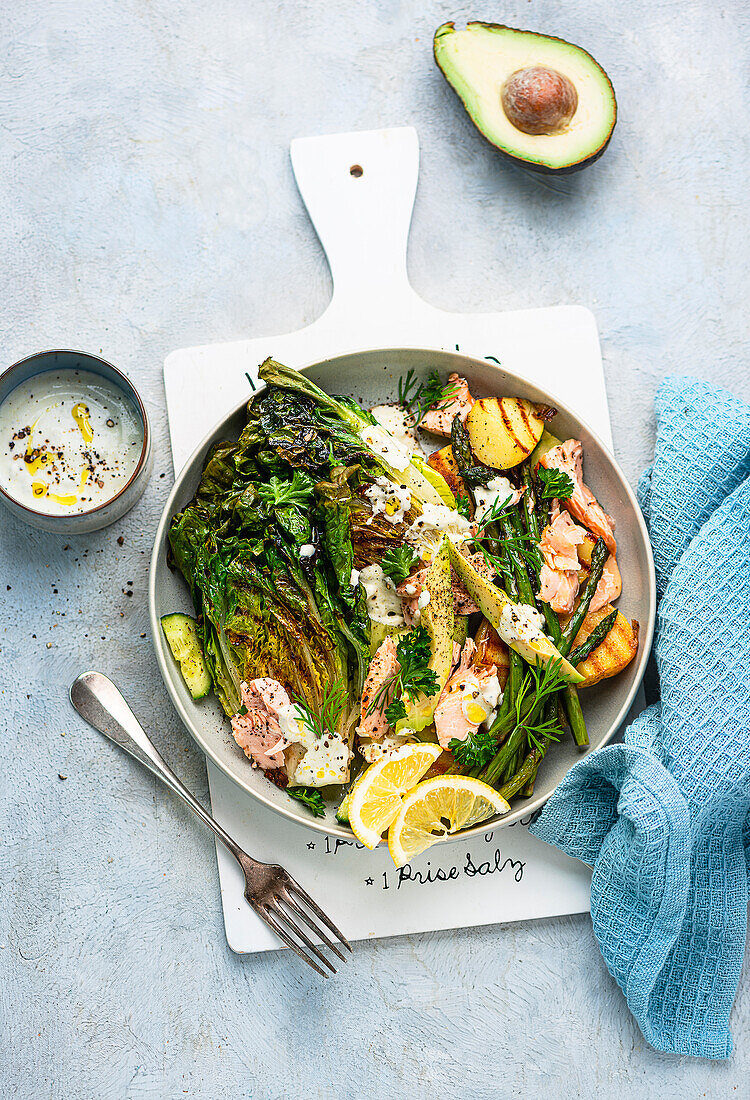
[164,127,610,953]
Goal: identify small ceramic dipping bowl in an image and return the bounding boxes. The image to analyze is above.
[0,350,152,534]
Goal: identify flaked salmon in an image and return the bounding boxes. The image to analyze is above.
[539,564,580,615]
[358,636,400,741]
[537,510,588,614]
[540,439,617,555]
[589,555,622,614]
[433,639,501,749]
[231,678,290,770]
[419,373,475,437]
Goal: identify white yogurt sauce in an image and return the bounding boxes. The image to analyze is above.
[360,423,412,472]
[0,369,142,515]
[498,601,547,645]
[404,501,473,553]
[369,405,421,455]
[473,476,515,524]
[365,476,412,525]
[359,563,405,626]
[274,703,352,786]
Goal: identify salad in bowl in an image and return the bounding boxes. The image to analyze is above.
[161,358,640,866]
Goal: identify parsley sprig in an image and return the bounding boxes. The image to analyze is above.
[381,544,419,585]
[398,369,461,423]
[367,625,440,725]
[257,470,315,509]
[449,726,499,770]
[536,467,574,502]
[286,786,326,817]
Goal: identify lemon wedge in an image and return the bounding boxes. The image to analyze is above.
[347,744,443,849]
[387,776,510,867]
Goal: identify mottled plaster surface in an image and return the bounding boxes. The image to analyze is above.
[1,2,749,1097]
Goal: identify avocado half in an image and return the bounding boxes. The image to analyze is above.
[434,21,617,174]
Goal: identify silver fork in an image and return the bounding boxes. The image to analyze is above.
[69,671,351,976]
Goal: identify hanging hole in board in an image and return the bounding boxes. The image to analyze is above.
[349,164,363,178]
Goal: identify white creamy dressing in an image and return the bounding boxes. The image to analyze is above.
[498,601,547,645]
[404,501,474,553]
[473,476,515,524]
[417,589,431,610]
[360,423,412,472]
[358,564,405,626]
[0,369,142,515]
[299,543,315,558]
[275,703,352,787]
[456,673,503,727]
[358,731,416,764]
[369,405,422,455]
[364,476,412,525]
[350,568,361,588]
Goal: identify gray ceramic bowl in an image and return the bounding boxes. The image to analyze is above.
[0,349,152,534]
[149,347,656,839]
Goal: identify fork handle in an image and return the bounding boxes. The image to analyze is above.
[70,671,246,864]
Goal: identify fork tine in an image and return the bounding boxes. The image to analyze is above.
[279,890,347,962]
[285,876,353,952]
[253,905,328,978]
[268,900,337,974]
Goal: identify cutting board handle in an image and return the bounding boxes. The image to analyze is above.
[290,127,419,312]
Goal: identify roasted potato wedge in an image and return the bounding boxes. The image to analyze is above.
[466,397,545,469]
[427,444,465,500]
[572,603,639,687]
[474,618,510,688]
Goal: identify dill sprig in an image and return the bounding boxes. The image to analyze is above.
[398,369,461,423]
[512,660,567,749]
[292,678,348,740]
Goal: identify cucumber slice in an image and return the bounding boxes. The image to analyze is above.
[447,543,584,684]
[161,613,212,700]
[335,791,351,825]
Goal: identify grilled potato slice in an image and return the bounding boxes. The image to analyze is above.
[474,618,510,688]
[572,603,639,687]
[466,397,545,469]
[427,443,466,500]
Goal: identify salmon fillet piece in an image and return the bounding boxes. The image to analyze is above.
[231,678,290,770]
[433,640,500,749]
[537,511,587,614]
[540,439,616,555]
[589,555,622,614]
[418,373,475,437]
[539,564,580,615]
[358,636,400,741]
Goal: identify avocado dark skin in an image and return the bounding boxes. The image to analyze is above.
[434,21,617,175]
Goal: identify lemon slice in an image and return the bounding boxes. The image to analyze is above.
[388,776,510,867]
[347,744,443,849]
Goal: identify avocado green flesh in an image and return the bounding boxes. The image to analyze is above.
[434,21,616,173]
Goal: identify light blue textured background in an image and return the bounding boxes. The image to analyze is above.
[1,2,749,1097]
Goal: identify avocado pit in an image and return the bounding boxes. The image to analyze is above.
[501,66,578,136]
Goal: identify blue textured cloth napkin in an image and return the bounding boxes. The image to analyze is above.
[530,375,750,1059]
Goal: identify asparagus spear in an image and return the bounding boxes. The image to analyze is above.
[560,537,609,655]
[568,608,618,666]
